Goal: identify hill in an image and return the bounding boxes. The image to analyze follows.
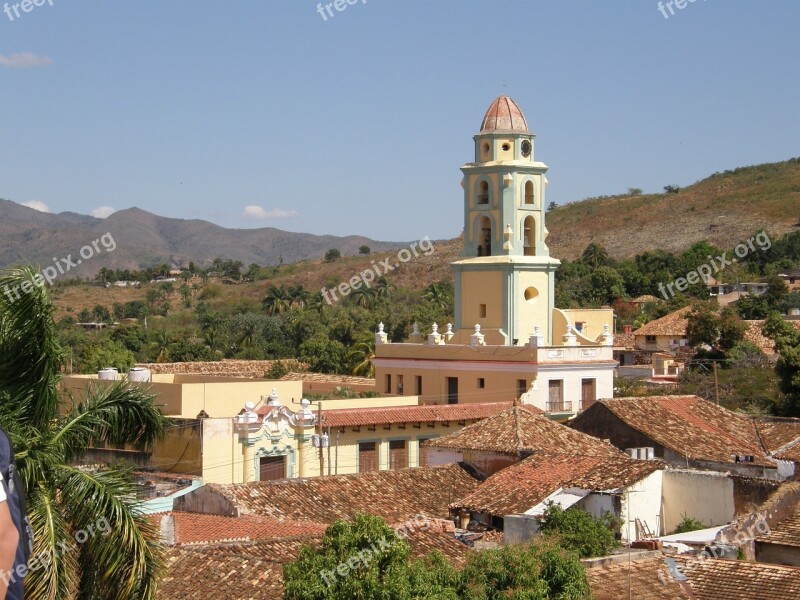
[545,158,800,259]
[0,201,402,275]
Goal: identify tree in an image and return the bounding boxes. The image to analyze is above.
[547,201,557,211]
[358,245,371,255]
[92,304,111,323]
[0,266,167,599]
[673,514,705,534]
[538,503,619,559]
[263,285,292,315]
[687,307,746,353]
[580,243,611,269]
[349,286,376,309]
[763,312,800,416]
[283,513,591,600]
[288,285,310,310]
[324,249,341,262]
[78,308,92,323]
[346,341,375,377]
[663,184,681,194]
[627,187,643,195]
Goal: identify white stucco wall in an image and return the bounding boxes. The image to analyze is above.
[619,469,664,542]
[661,469,735,534]
[525,364,614,413]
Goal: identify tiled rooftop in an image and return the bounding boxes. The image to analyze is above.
[451,451,662,516]
[279,371,375,387]
[423,405,620,457]
[576,395,774,467]
[586,554,692,600]
[756,417,800,462]
[158,547,282,599]
[613,332,636,350]
[206,463,480,525]
[756,504,800,548]
[676,555,800,599]
[321,401,519,428]
[151,511,327,546]
[633,306,692,337]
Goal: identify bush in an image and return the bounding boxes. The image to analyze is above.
[539,504,620,558]
[673,514,705,534]
[324,248,341,262]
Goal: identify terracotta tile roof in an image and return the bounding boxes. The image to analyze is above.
[151,511,327,546]
[613,332,636,350]
[208,463,480,525]
[221,528,470,567]
[632,295,661,304]
[158,547,283,599]
[137,359,291,378]
[675,555,800,599]
[279,371,375,387]
[633,307,692,337]
[422,405,620,457]
[586,554,692,600]
[321,401,520,428]
[580,395,774,467]
[756,417,800,462]
[451,452,662,516]
[756,504,800,548]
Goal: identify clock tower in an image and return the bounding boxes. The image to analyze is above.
[451,96,561,346]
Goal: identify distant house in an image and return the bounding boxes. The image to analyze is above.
[778,269,800,291]
[706,275,770,305]
[570,396,798,480]
[632,307,691,355]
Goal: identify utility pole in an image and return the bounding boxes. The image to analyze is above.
[317,402,324,476]
[713,361,720,406]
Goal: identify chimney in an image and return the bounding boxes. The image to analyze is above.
[623,325,632,334]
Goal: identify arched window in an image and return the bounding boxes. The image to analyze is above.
[523,216,535,256]
[524,181,534,205]
[478,216,492,257]
[478,181,489,205]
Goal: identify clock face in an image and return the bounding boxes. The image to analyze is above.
[521,140,532,157]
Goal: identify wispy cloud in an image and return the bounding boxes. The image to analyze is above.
[0,52,53,68]
[242,205,298,219]
[90,206,117,219]
[21,200,51,213]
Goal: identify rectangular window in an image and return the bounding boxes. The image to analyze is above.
[389,440,407,470]
[415,375,423,395]
[575,322,585,333]
[385,374,392,394]
[479,304,487,318]
[358,442,377,473]
[478,378,485,389]
[396,374,404,395]
[548,380,564,412]
[259,456,286,482]
[645,335,657,344]
[447,377,458,404]
[517,379,527,397]
[581,378,596,410]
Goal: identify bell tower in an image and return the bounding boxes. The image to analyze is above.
[451,96,560,346]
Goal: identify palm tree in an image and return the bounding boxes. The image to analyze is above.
[346,341,376,377]
[0,266,168,599]
[373,276,395,300]
[262,285,291,315]
[423,282,450,312]
[288,285,310,310]
[150,330,172,363]
[350,287,376,309]
[200,311,222,333]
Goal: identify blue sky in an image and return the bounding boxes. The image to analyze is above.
[1,0,797,242]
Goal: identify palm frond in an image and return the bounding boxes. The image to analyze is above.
[55,466,164,600]
[54,382,170,461]
[0,266,64,429]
